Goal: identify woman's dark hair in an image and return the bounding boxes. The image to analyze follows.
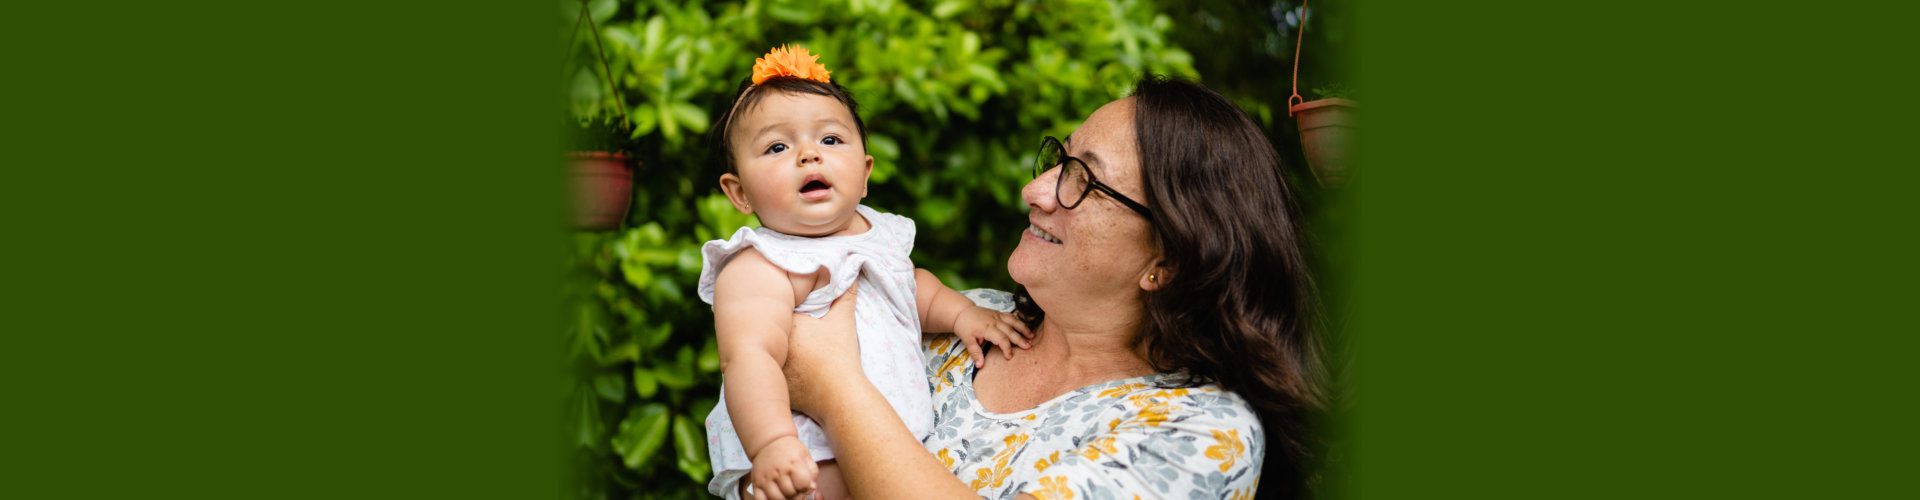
[1014,76,1327,499]
[709,76,868,174]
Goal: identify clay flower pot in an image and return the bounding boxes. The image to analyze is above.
[568,151,633,231]
[1289,98,1358,186]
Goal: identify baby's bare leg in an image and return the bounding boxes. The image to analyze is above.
[811,460,845,500]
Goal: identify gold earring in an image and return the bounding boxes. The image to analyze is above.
[1149,272,1157,283]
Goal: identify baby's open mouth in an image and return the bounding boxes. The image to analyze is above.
[799,175,833,199]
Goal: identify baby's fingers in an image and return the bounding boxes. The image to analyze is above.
[965,338,987,368]
[751,477,776,500]
[1002,324,1032,349]
[999,313,1034,338]
[777,473,798,498]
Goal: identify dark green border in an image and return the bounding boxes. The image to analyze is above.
[9,1,560,498]
[10,0,1905,498]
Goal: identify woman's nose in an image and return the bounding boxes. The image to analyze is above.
[1023,166,1058,211]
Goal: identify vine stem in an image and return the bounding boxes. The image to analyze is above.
[572,0,630,131]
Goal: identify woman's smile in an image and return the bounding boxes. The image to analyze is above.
[1025,223,1063,245]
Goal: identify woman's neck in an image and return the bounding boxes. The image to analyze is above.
[1035,315,1155,378]
[973,315,1153,414]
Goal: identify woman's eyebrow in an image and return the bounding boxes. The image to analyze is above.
[1063,134,1103,167]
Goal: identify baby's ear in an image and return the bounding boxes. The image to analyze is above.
[861,155,874,198]
[718,173,753,214]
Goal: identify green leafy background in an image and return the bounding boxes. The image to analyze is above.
[561,1,1352,498]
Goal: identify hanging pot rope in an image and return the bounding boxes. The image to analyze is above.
[1288,0,1310,117]
[568,0,629,131]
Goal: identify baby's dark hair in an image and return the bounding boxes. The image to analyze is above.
[710,76,869,174]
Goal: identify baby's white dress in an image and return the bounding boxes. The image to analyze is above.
[696,204,933,499]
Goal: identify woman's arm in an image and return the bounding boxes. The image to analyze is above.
[785,286,981,499]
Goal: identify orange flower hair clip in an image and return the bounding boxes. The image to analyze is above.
[751,45,832,85]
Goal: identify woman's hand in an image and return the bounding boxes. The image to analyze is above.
[784,284,863,416]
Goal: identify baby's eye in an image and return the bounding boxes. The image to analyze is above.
[822,136,842,146]
[764,143,788,155]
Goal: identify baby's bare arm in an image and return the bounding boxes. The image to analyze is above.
[713,249,805,458]
[913,268,972,334]
[914,269,1030,365]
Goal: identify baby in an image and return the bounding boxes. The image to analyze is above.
[697,45,1031,500]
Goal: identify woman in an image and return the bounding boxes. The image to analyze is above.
[780,76,1326,500]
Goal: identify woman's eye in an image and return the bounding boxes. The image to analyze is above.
[822,136,841,146]
[765,143,788,154]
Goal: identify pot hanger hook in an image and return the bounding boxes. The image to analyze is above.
[1288,0,1310,117]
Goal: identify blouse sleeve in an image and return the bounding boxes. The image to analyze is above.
[1014,388,1266,500]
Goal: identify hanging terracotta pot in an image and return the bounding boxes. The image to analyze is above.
[1289,98,1357,186]
[568,151,633,231]
[1285,0,1356,187]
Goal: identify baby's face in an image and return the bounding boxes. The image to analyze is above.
[720,91,873,237]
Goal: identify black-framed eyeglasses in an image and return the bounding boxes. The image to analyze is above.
[1035,136,1152,218]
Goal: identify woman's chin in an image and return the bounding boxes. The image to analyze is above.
[1006,246,1036,285]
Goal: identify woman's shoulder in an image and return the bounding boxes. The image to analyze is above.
[1089,375,1262,431]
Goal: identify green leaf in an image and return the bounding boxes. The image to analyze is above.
[676,246,702,275]
[669,102,710,133]
[643,321,673,350]
[610,403,671,470]
[659,100,680,140]
[654,345,698,389]
[572,391,603,450]
[633,363,659,398]
[594,372,627,404]
[570,69,601,120]
[631,103,658,137]
[587,0,618,25]
[966,63,1006,92]
[697,337,720,374]
[766,0,819,24]
[673,415,712,481]
[932,0,964,19]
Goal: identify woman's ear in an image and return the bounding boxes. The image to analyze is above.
[1140,263,1169,291]
[718,174,753,214]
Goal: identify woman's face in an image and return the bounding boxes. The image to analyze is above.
[1009,97,1158,302]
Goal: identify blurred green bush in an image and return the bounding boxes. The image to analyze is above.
[561,1,1348,498]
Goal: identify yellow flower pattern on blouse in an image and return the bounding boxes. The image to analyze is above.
[931,342,970,393]
[1032,476,1075,500]
[1076,435,1120,461]
[1099,382,1146,398]
[969,433,1029,490]
[927,289,1264,500]
[1034,450,1061,473]
[1205,429,1245,472]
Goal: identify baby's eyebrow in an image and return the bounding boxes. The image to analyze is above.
[748,122,785,141]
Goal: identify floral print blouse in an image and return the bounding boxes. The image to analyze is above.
[921,290,1266,500]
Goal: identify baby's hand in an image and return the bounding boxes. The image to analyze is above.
[747,436,818,500]
[953,306,1034,368]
